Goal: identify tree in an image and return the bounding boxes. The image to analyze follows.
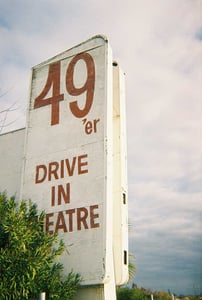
[128,253,136,283]
[0,192,80,300]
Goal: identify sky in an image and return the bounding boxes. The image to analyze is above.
[0,0,201,295]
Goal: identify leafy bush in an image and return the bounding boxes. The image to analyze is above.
[0,193,80,300]
[117,286,150,300]
[117,287,134,300]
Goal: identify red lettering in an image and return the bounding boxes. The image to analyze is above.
[34,61,64,125]
[55,211,67,233]
[85,120,93,134]
[58,183,70,205]
[60,160,64,178]
[78,154,88,175]
[45,205,100,234]
[48,162,59,181]
[35,154,88,184]
[35,165,47,183]
[34,53,95,126]
[65,157,76,176]
[93,118,100,132]
[83,118,100,135]
[77,207,88,230]
[66,209,76,232]
[66,52,95,118]
[51,186,55,206]
[46,213,54,234]
[51,183,70,206]
[90,205,100,228]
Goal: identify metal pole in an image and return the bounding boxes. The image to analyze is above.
[39,292,46,300]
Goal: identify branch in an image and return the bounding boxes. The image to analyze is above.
[0,100,22,133]
[0,101,19,114]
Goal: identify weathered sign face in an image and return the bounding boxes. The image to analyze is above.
[21,35,114,285]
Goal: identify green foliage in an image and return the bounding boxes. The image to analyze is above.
[117,286,150,300]
[117,286,202,300]
[117,287,134,300]
[0,192,80,300]
[153,290,172,300]
[128,253,136,283]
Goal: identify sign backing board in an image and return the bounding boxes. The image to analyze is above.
[21,35,114,285]
[0,128,25,199]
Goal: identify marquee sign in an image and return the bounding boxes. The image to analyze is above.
[21,35,115,285]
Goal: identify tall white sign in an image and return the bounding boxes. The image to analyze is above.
[21,35,115,286]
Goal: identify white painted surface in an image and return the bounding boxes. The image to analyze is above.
[73,282,117,300]
[39,292,46,300]
[112,63,128,285]
[21,35,115,286]
[0,128,25,199]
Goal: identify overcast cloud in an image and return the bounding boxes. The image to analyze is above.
[0,0,201,295]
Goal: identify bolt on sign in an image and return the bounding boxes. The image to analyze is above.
[21,35,128,289]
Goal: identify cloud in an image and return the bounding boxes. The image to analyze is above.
[0,0,201,294]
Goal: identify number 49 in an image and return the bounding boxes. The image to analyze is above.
[34,52,95,125]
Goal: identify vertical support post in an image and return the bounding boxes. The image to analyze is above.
[39,292,46,300]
